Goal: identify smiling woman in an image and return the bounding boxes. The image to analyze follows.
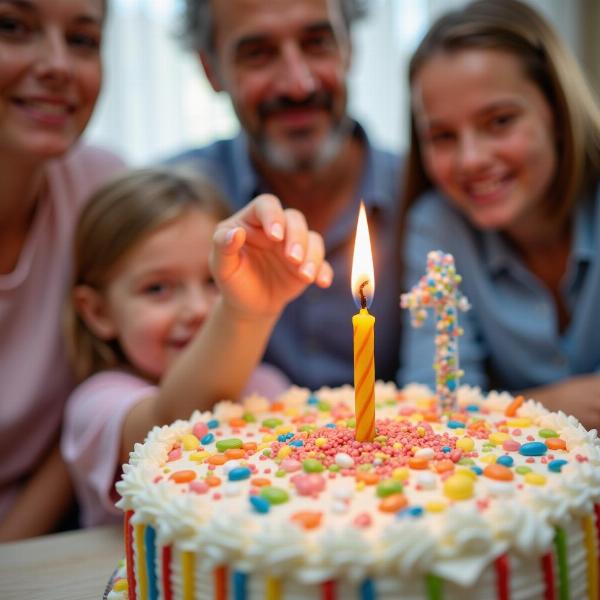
[398,0,600,431]
[0,0,125,541]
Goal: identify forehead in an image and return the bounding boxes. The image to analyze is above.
[0,0,104,20]
[210,0,345,46]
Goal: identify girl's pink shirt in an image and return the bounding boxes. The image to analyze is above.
[61,365,291,527]
[0,144,125,520]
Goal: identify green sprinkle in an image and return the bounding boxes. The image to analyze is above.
[260,486,289,505]
[328,464,341,472]
[317,401,331,412]
[357,463,373,472]
[215,438,243,452]
[275,469,286,478]
[376,480,403,498]
[458,457,475,466]
[262,418,283,429]
[515,465,532,475]
[299,424,317,433]
[242,413,256,423]
[538,428,559,438]
[262,448,272,456]
[302,459,324,473]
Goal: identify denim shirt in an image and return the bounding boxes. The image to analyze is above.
[167,123,404,389]
[398,182,600,392]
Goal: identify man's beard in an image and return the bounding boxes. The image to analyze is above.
[250,92,352,173]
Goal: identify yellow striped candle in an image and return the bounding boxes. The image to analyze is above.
[351,202,376,442]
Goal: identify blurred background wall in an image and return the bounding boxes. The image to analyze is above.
[86,0,600,165]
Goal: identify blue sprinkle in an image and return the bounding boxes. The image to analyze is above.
[466,404,480,412]
[307,395,319,405]
[228,467,251,481]
[200,433,215,445]
[207,419,219,429]
[442,446,451,453]
[277,434,288,442]
[548,459,568,473]
[397,506,424,519]
[519,442,547,456]
[471,466,483,475]
[325,423,336,428]
[497,455,514,468]
[249,496,270,513]
[447,420,465,429]
[447,379,457,391]
[289,440,304,447]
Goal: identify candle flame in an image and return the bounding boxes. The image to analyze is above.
[351,202,375,309]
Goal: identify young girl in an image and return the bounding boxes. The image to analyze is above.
[60,168,332,527]
[397,0,600,429]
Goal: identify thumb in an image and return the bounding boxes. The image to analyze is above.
[211,226,247,281]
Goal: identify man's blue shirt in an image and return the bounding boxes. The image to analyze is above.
[168,123,403,389]
[398,183,600,392]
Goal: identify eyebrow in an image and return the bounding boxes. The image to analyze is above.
[0,0,103,25]
[234,21,336,53]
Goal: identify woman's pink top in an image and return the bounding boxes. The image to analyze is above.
[62,365,291,526]
[0,145,125,520]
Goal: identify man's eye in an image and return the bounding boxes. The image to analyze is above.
[237,45,275,67]
[0,16,30,40]
[489,113,516,130]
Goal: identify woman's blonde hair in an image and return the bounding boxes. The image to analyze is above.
[65,167,230,382]
[401,0,600,227]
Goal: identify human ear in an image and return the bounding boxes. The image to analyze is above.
[72,285,117,341]
[200,51,224,92]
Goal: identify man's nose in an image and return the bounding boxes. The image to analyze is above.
[275,43,318,100]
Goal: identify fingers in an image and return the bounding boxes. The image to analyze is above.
[298,230,333,288]
[216,193,334,287]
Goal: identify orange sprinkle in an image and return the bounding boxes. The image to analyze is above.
[291,510,322,529]
[432,459,455,474]
[207,454,228,466]
[250,477,271,487]
[169,470,196,483]
[205,475,221,487]
[242,442,257,452]
[355,471,380,485]
[225,448,246,460]
[505,395,524,417]
[228,417,247,428]
[408,456,429,470]
[423,412,440,422]
[545,437,567,451]
[378,493,408,513]
[270,402,284,412]
[483,464,514,481]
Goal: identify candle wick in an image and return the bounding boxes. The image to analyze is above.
[359,280,369,309]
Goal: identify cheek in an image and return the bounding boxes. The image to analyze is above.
[423,146,454,187]
[77,61,102,106]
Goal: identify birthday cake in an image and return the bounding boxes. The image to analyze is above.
[107,381,600,600]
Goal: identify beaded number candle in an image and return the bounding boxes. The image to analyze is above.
[400,250,470,412]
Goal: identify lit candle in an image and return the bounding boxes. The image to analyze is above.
[351,202,375,442]
[400,250,470,413]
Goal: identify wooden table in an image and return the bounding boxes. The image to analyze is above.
[0,524,122,600]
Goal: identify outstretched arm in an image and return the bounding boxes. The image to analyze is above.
[120,195,332,461]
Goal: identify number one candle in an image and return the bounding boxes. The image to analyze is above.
[351,202,376,442]
[400,250,470,413]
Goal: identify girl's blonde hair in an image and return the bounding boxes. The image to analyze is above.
[65,167,230,382]
[402,0,600,227]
